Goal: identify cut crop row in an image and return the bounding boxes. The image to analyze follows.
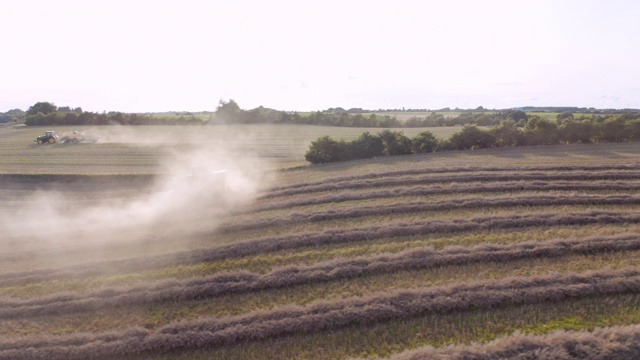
[268,164,640,192]
[220,194,640,234]
[263,171,640,198]
[252,180,640,212]
[1,210,639,287]
[2,234,639,319]
[3,267,640,359]
[365,324,640,360]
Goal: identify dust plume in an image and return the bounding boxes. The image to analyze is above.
[0,126,274,267]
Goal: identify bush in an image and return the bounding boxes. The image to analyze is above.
[490,120,523,147]
[446,125,496,150]
[379,130,412,156]
[411,131,439,153]
[560,119,594,144]
[304,136,349,164]
[596,118,626,142]
[523,117,559,145]
[350,132,385,159]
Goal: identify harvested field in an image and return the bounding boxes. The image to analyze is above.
[0,127,639,359]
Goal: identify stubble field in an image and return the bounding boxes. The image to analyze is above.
[0,124,639,359]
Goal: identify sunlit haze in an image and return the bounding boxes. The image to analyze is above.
[1,0,639,112]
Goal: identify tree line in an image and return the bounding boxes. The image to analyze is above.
[23,102,204,126]
[305,114,640,164]
[213,99,531,128]
[17,100,640,134]
[15,100,551,128]
[0,109,25,123]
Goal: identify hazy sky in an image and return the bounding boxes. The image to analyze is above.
[1,0,639,112]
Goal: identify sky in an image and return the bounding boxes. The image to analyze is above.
[1,0,639,113]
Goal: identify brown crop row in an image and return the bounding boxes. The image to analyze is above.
[268,164,640,192]
[263,171,640,198]
[2,234,639,319]
[252,180,640,212]
[221,194,640,233]
[1,211,639,287]
[366,324,640,360]
[2,267,640,359]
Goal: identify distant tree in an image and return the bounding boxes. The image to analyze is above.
[475,115,493,126]
[380,115,401,127]
[505,110,528,122]
[626,120,640,141]
[557,112,574,122]
[523,117,559,145]
[378,130,412,155]
[560,119,593,143]
[214,99,242,123]
[26,102,57,115]
[490,120,523,147]
[305,136,348,164]
[0,109,25,123]
[411,131,439,153]
[596,117,626,142]
[350,132,384,159]
[447,125,496,150]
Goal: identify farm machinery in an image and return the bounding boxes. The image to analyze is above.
[34,130,99,144]
[59,131,100,143]
[34,131,59,144]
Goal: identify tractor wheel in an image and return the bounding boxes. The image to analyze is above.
[48,138,55,144]
[37,139,43,144]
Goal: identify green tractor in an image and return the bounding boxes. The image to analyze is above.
[34,131,60,144]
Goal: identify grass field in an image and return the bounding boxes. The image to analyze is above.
[0,125,458,173]
[0,125,639,359]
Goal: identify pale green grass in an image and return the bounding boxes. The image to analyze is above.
[0,125,458,173]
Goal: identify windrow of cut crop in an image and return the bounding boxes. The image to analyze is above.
[267,164,640,192]
[263,171,640,198]
[251,180,640,212]
[220,194,640,234]
[363,324,640,360]
[3,268,640,360]
[2,234,640,319]
[1,210,639,287]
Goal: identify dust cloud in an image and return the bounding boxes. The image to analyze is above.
[0,126,275,267]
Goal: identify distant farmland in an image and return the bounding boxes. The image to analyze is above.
[0,124,639,359]
[0,125,459,172]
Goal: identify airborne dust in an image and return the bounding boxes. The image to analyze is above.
[0,126,274,269]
